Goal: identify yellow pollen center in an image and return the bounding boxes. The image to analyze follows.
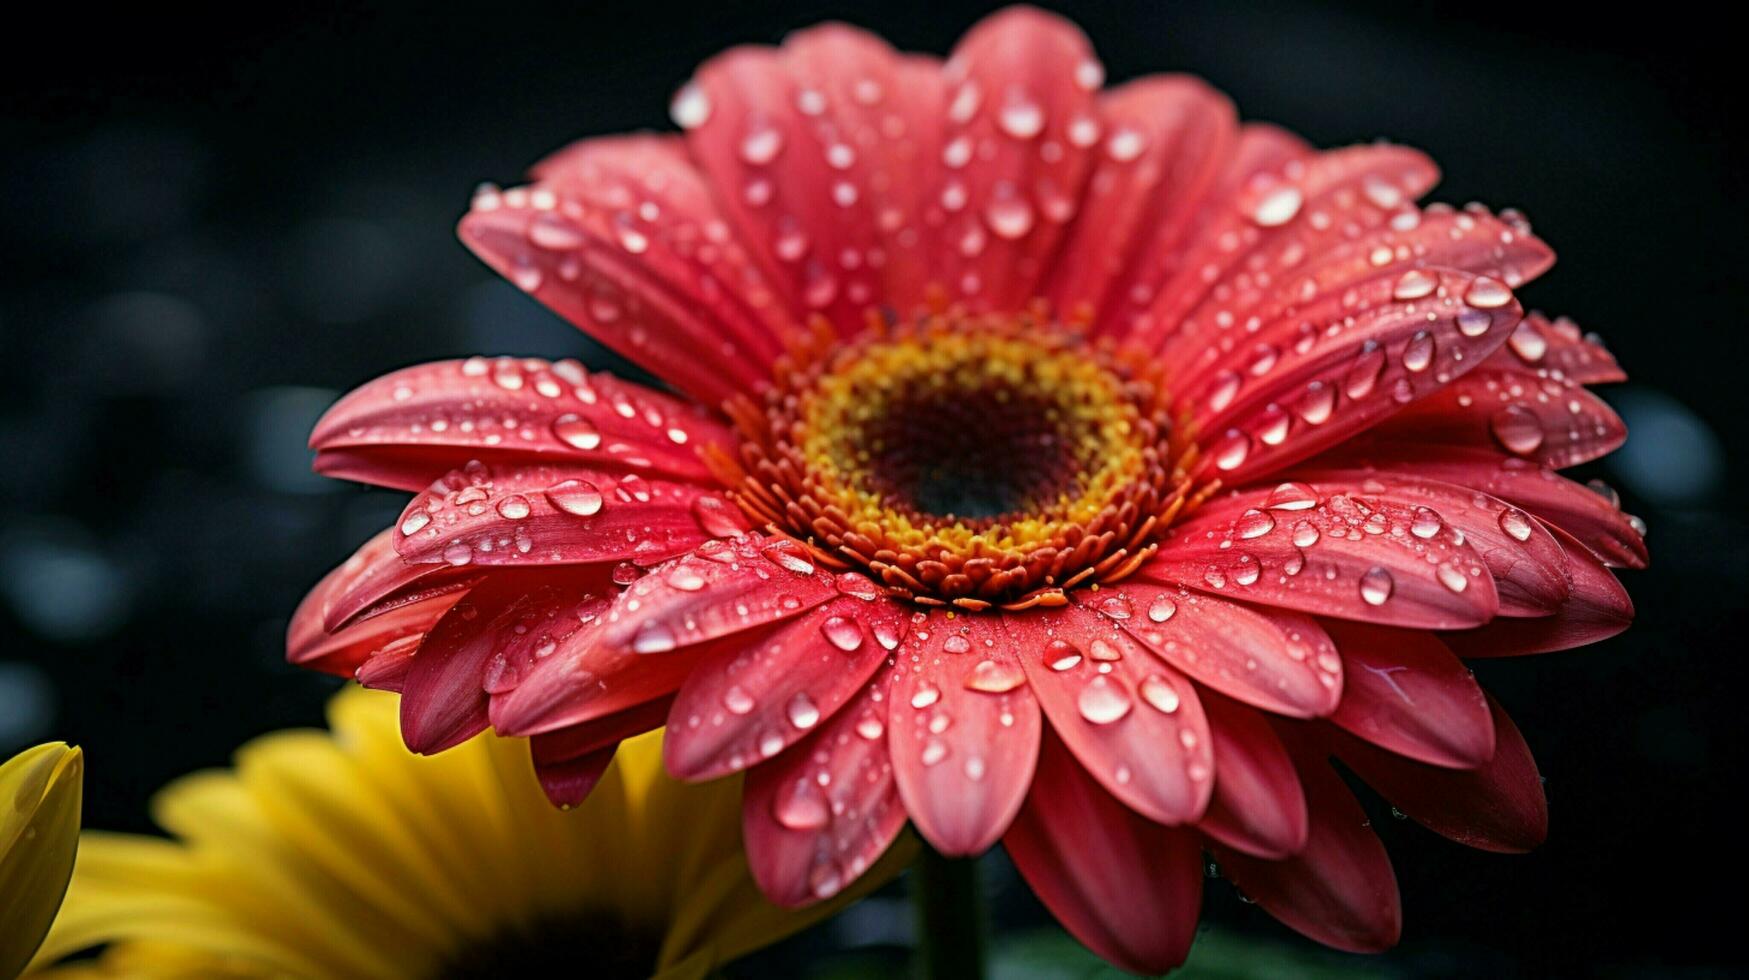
[715,310,1199,610]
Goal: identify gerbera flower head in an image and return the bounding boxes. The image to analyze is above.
[1,742,82,978]
[289,6,1644,971]
[24,687,902,978]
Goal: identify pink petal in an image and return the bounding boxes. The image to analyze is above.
[1090,581,1342,718]
[922,6,1102,311]
[311,358,733,492]
[596,536,841,654]
[490,536,839,736]
[530,695,673,765]
[458,136,792,405]
[1184,267,1522,483]
[1333,693,1547,853]
[664,595,910,780]
[1319,446,1646,569]
[1144,482,1500,630]
[1362,364,1626,469]
[1010,599,1215,825]
[1093,122,1313,342]
[1485,312,1625,385]
[286,529,463,673]
[528,696,672,808]
[1323,620,1493,768]
[678,25,945,328]
[1196,692,1308,859]
[887,610,1041,855]
[743,682,907,907]
[1004,730,1204,974]
[1211,205,1553,345]
[1442,523,1633,657]
[531,744,616,810]
[1046,75,1238,323]
[1291,468,1569,617]
[400,570,611,754]
[1141,143,1440,360]
[302,529,478,635]
[354,638,418,692]
[1213,744,1401,953]
[393,460,742,570]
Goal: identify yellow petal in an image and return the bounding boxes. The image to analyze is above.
[1,744,82,979]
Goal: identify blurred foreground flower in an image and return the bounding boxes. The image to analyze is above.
[2,744,82,979]
[25,687,900,978]
[290,5,1643,972]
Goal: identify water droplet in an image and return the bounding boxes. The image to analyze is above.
[1147,594,1177,623]
[739,125,784,165]
[1105,127,1145,161]
[1490,405,1545,455]
[855,712,885,740]
[1236,508,1275,539]
[442,541,473,566]
[1344,341,1386,399]
[763,541,818,575]
[920,738,949,767]
[965,659,1025,693]
[1464,276,1512,309]
[1393,269,1438,301]
[985,193,1036,240]
[773,777,829,830]
[1499,507,1534,542]
[666,565,706,591]
[632,620,678,654]
[545,480,604,517]
[1291,521,1320,547]
[1097,593,1133,620]
[1266,482,1319,511]
[1436,562,1470,593]
[553,414,601,450]
[1251,185,1303,227]
[943,634,972,654]
[1410,507,1444,539]
[786,692,821,729]
[809,860,844,898]
[1077,676,1133,725]
[1402,330,1435,372]
[1296,381,1335,425]
[821,615,865,652]
[670,82,711,129]
[1359,566,1394,606]
[1457,309,1493,338]
[495,495,531,520]
[1074,58,1105,90]
[1139,674,1180,714]
[910,683,941,709]
[1508,322,1548,362]
[998,96,1045,139]
[1046,639,1082,671]
[723,685,755,714]
[400,512,431,535]
[1213,429,1250,471]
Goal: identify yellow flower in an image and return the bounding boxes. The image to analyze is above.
[26,687,909,978]
[1,742,83,980]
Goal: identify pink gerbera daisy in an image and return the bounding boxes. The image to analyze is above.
[287,7,1643,971]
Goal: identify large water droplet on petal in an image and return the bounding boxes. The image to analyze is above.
[1077,676,1133,725]
[1490,405,1545,455]
[820,615,865,652]
[545,479,603,517]
[1359,566,1394,606]
[773,777,830,830]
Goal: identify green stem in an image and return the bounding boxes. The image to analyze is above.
[913,844,986,980]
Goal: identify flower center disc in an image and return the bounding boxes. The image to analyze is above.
[717,310,1199,610]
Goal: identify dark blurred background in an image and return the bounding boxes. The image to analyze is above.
[2,1,1742,976]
